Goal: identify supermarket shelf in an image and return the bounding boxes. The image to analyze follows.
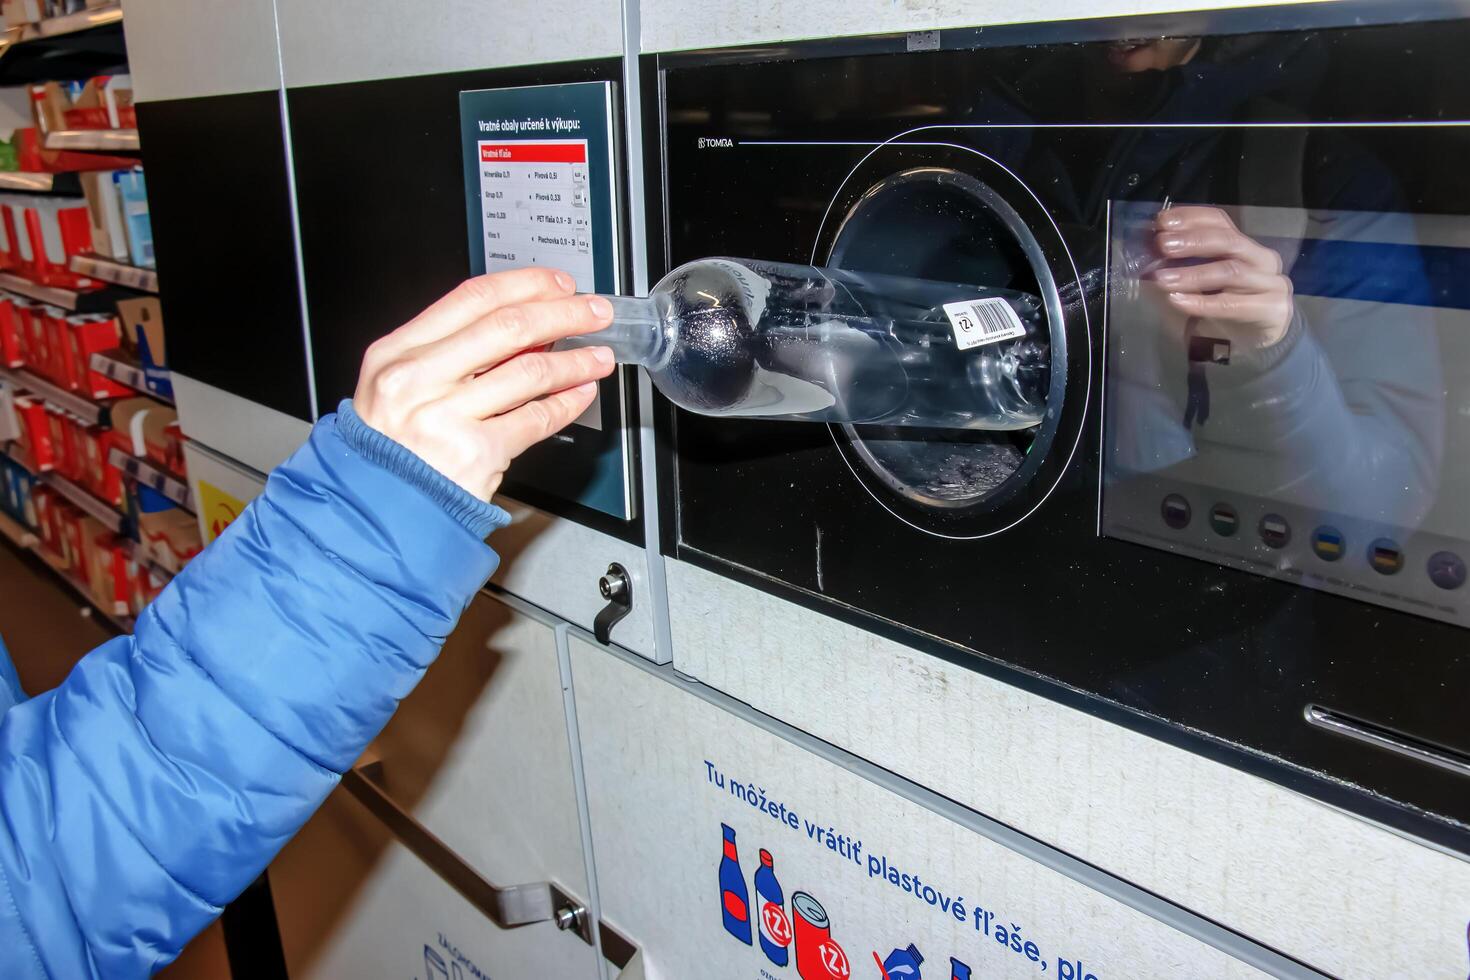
[0,171,82,194]
[89,350,170,404]
[109,447,192,512]
[0,270,121,313]
[40,470,124,532]
[70,253,157,292]
[43,128,138,153]
[0,365,108,423]
[0,509,37,549]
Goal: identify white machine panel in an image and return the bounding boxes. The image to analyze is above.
[492,500,661,661]
[666,559,1470,978]
[276,0,624,89]
[271,595,600,979]
[572,640,1282,980]
[639,0,1338,53]
[172,374,312,478]
[123,0,284,102]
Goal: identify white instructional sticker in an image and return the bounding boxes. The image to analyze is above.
[942,297,1027,350]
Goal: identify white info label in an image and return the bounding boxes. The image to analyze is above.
[477,139,594,289]
[942,297,1027,350]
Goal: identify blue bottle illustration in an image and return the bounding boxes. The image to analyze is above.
[719,823,753,944]
[950,957,972,980]
[882,943,924,978]
[754,848,790,966]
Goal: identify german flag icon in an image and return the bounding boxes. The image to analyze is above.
[1368,538,1404,575]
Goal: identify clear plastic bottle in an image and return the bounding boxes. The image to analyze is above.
[557,257,1050,430]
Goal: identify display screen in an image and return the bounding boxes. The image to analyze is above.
[459,81,633,521]
[1102,199,1470,626]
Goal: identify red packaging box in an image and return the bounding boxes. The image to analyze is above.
[0,296,21,368]
[23,304,51,380]
[41,307,76,387]
[13,394,54,471]
[13,197,94,288]
[31,486,56,552]
[82,529,130,616]
[131,561,166,615]
[45,407,83,482]
[137,506,201,575]
[59,505,86,572]
[78,425,123,505]
[64,313,128,399]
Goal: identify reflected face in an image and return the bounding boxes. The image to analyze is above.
[1107,37,1202,73]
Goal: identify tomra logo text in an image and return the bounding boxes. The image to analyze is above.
[698,137,735,148]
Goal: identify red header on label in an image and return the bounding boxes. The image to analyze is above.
[480,142,587,164]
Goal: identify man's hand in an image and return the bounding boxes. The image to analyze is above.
[1150,206,1294,350]
[353,267,615,501]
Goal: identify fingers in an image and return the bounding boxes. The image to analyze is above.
[415,293,614,381]
[1151,258,1285,295]
[386,267,577,351]
[1156,206,1236,232]
[1155,224,1283,273]
[1163,289,1288,324]
[486,381,601,459]
[454,345,615,419]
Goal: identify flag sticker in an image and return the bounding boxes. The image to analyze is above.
[942,297,1028,350]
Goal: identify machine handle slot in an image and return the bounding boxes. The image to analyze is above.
[342,759,636,953]
[1303,705,1470,778]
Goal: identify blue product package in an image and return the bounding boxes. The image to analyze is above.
[113,169,154,269]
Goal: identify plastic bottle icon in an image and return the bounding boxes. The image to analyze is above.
[754,849,791,966]
[719,823,752,944]
[950,957,972,980]
[882,944,924,978]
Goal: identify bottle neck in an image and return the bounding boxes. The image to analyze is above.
[556,294,663,366]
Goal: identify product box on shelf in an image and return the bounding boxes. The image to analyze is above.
[137,504,200,575]
[45,406,84,482]
[110,397,182,473]
[10,196,94,287]
[114,295,166,395]
[0,381,20,444]
[28,83,72,137]
[13,394,53,471]
[64,76,135,132]
[57,500,84,570]
[31,484,55,549]
[0,294,22,367]
[40,306,74,387]
[79,170,130,261]
[0,455,36,525]
[77,424,122,505]
[0,204,14,269]
[82,528,130,617]
[113,170,152,269]
[130,560,165,614]
[63,312,128,398]
[20,303,50,377]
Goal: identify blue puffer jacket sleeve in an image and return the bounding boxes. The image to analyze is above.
[0,406,509,978]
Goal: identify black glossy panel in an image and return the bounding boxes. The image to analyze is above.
[662,16,1470,845]
[286,60,621,418]
[137,93,312,420]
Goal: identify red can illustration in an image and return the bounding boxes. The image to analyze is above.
[791,891,850,979]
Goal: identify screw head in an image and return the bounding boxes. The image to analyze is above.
[554,905,584,931]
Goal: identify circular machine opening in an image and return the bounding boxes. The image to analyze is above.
[815,150,1086,539]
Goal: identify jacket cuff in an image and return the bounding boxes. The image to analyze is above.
[334,399,510,539]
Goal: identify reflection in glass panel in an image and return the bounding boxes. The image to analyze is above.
[1103,198,1470,625]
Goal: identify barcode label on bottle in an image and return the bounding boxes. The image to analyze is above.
[942,297,1027,350]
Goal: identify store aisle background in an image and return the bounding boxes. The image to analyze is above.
[0,547,231,979]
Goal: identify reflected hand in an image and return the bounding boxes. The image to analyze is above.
[1150,206,1294,350]
[353,267,615,501]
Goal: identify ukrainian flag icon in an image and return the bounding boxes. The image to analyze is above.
[1311,526,1345,562]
